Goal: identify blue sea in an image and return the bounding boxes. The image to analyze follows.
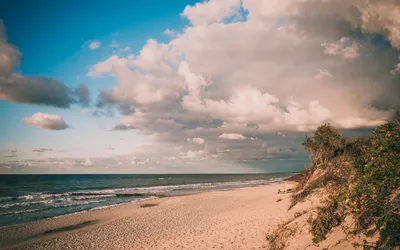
[0,173,292,227]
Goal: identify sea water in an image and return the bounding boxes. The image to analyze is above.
[0,173,292,227]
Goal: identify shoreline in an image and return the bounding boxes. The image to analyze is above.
[0,196,159,230]
[0,174,294,229]
[0,181,283,230]
[1,182,312,249]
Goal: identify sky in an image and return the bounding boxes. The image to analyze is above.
[0,0,399,174]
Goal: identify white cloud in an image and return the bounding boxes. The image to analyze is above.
[87,55,129,78]
[183,85,332,131]
[182,0,241,26]
[322,37,361,60]
[164,29,177,37]
[188,137,205,144]
[130,156,150,165]
[88,41,101,50]
[314,69,333,80]
[81,158,93,166]
[23,112,69,130]
[179,150,205,159]
[219,133,246,140]
[87,0,400,162]
[90,39,182,105]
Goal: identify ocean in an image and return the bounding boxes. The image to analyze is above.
[0,173,292,227]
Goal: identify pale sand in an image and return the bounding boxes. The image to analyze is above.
[0,183,321,250]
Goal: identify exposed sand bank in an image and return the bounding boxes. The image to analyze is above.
[0,183,350,250]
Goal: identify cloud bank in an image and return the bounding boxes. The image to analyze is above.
[87,0,399,163]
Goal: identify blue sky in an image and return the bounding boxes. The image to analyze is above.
[0,0,398,173]
[0,0,196,161]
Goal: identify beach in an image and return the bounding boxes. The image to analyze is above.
[0,183,319,250]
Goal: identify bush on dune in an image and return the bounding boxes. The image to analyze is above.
[291,112,400,248]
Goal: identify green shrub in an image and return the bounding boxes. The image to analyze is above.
[302,124,346,166]
[379,214,400,247]
[310,200,342,243]
[292,117,400,248]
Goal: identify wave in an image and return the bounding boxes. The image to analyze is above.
[51,199,107,208]
[88,178,281,195]
[0,197,13,202]
[0,197,108,209]
[0,178,283,213]
[0,208,44,216]
[89,196,156,211]
[0,195,37,202]
[73,194,116,200]
[19,195,34,200]
[0,193,67,202]
[0,200,55,209]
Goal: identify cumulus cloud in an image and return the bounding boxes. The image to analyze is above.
[182,0,241,26]
[23,112,69,130]
[88,41,101,50]
[188,137,205,144]
[0,21,90,108]
[322,37,361,60]
[219,133,246,140]
[89,0,400,162]
[87,55,129,78]
[130,157,150,165]
[347,0,400,49]
[315,69,333,80]
[179,150,206,159]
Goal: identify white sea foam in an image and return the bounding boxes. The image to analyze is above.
[0,200,55,209]
[73,195,115,200]
[38,193,65,199]
[88,179,280,196]
[89,196,156,211]
[52,199,106,208]
[19,195,34,200]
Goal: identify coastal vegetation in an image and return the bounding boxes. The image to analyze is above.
[268,112,400,249]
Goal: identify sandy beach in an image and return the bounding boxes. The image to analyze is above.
[0,183,321,250]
